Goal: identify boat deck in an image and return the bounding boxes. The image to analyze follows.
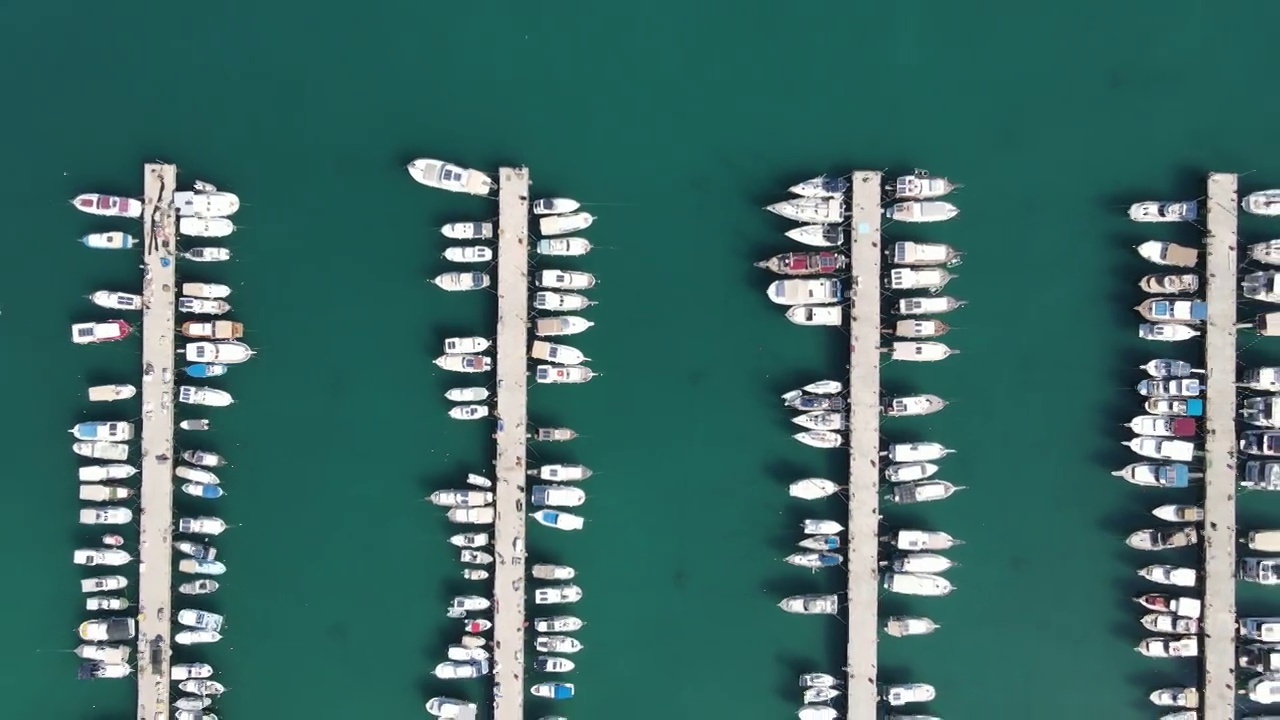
[1200,171,1238,719]
[136,162,178,720]
[491,166,530,720]
[845,170,883,720]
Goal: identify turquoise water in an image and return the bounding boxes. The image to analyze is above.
[6,2,1280,719]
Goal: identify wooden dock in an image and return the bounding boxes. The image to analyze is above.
[1200,171,1238,719]
[136,162,178,720]
[845,170,883,720]
[491,166,530,720]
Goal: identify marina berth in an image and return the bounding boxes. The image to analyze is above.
[778,593,840,614]
[1245,189,1280,216]
[534,316,593,337]
[1153,504,1204,522]
[884,529,963,551]
[884,394,947,417]
[1137,636,1199,658]
[888,267,954,292]
[765,197,844,224]
[435,354,492,373]
[1138,564,1198,587]
[1140,273,1199,294]
[1126,525,1199,551]
[181,320,243,339]
[1137,240,1199,267]
[894,319,949,338]
[441,221,494,240]
[755,251,847,276]
[447,506,495,524]
[786,305,842,326]
[534,291,594,311]
[80,231,138,250]
[789,174,850,198]
[71,320,132,344]
[536,237,591,256]
[179,217,235,238]
[535,364,595,384]
[891,171,956,200]
[886,341,956,361]
[73,441,129,461]
[884,616,939,637]
[1139,323,1201,341]
[1246,271,1280,303]
[891,240,962,267]
[887,480,966,504]
[885,462,940,482]
[406,158,496,195]
[182,282,232,299]
[1129,200,1199,222]
[90,290,142,311]
[534,585,583,605]
[1252,239,1280,265]
[896,296,965,315]
[885,200,959,223]
[537,269,595,290]
[785,224,845,247]
[539,212,595,236]
[87,384,136,402]
[1111,462,1193,489]
[1136,298,1207,324]
[444,245,493,263]
[433,271,491,291]
[531,509,585,530]
[174,190,240,217]
[1142,612,1200,634]
[789,477,841,500]
[72,193,142,218]
[767,278,843,305]
[530,340,588,365]
[793,430,842,448]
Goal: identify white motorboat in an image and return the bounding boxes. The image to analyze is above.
[532,485,586,508]
[785,551,843,569]
[534,291,594,311]
[445,387,489,402]
[885,615,939,637]
[789,478,841,500]
[1137,636,1198,658]
[406,159,495,195]
[892,172,956,199]
[1244,367,1280,391]
[79,507,133,525]
[532,564,577,580]
[1251,239,1280,265]
[887,552,954,574]
[79,464,137,482]
[777,594,839,614]
[534,585,583,605]
[448,404,489,421]
[885,394,947,417]
[185,341,253,364]
[1137,240,1199,267]
[175,540,217,559]
[1246,190,1280,216]
[70,421,134,442]
[801,519,843,534]
[1152,504,1203,522]
[530,341,587,365]
[74,548,132,566]
[797,380,843,394]
[1242,557,1280,585]
[531,509,585,530]
[177,678,225,697]
[1126,526,1199,551]
[897,296,966,315]
[888,341,956,362]
[802,687,843,703]
[1129,200,1198,222]
[178,516,228,536]
[534,635,583,654]
[178,558,226,575]
[1142,612,1200,634]
[450,532,490,548]
[537,237,591,256]
[531,464,592,481]
[177,386,234,407]
[884,572,953,596]
[886,442,953,462]
[1245,271,1280,304]
[90,291,142,311]
[426,697,478,718]
[535,655,576,673]
[171,663,214,681]
[889,480,965,505]
[886,529,963,551]
[534,615,583,632]
[174,190,240,218]
[435,354,492,373]
[72,193,142,218]
[1141,273,1199,294]
[765,197,844,224]
[797,706,839,720]
[793,539,839,557]
[178,579,220,595]
[536,364,595,384]
[891,240,961,268]
[884,462,939,482]
[85,594,129,611]
[538,269,596,290]
[539,212,595,236]
[792,411,845,431]
[173,697,212,711]
[73,442,129,461]
[182,282,231,299]
[1148,688,1200,710]
[430,490,494,507]
[447,507,495,524]
[87,384,136,403]
[535,315,593,337]
[785,224,845,247]
[177,609,225,632]
[79,231,137,250]
[79,485,133,502]
[788,174,849,198]
[71,320,132,344]
[532,197,581,215]
[448,595,491,613]
[1127,415,1195,437]
[178,297,230,315]
[466,473,493,488]
[889,268,954,292]
[786,305,843,326]
[434,660,490,680]
[182,450,225,468]
[883,683,937,707]
[799,672,838,688]
[460,549,494,565]
[433,271,491,291]
[794,430,842,448]
[1139,564,1198,587]
[1126,437,1196,462]
[767,278,843,306]
[77,617,136,642]
[885,201,958,223]
[441,222,493,240]
[180,218,236,239]
[80,575,128,593]
[443,246,494,263]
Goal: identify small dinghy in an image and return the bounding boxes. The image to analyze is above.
[450,532,490,548]
[786,305,843,326]
[789,478,841,500]
[1142,359,1199,378]
[179,419,211,431]
[754,251,847,276]
[539,212,595,236]
[533,198,582,215]
[1126,526,1199,551]
[538,269,596,290]
[87,384,136,403]
[537,237,592,256]
[1138,564,1198,587]
[435,354,492,373]
[888,480,966,504]
[460,549,494,565]
[801,519,843,535]
[441,222,494,240]
[446,387,489,402]
[1136,636,1198,658]
[182,450,226,467]
[182,483,224,499]
[797,534,840,550]
[531,509,585,531]
[1140,273,1199,294]
[1129,201,1198,222]
[443,246,493,263]
[1127,416,1197,438]
[178,297,231,315]
[183,247,232,262]
[884,394,947,417]
[433,271,491,291]
[1153,504,1203,522]
[535,316,593,337]
[886,552,955,574]
[532,564,576,580]
[785,551,843,569]
[794,430,842,448]
[766,197,844,224]
[888,267,954,292]
[884,462,939,482]
[885,442,954,462]
[534,291,594,311]
[90,291,142,311]
[789,174,850,198]
[792,411,845,431]
[888,341,957,361]
[885,615,939,637]
[785,224,845,247]
[448,405,489,421]
[885,529,963,551]
[183,283,231,299]
[884,572,954,596]
[897,296,966,315]
[178,579,220,595]
[1137,241,1199,267]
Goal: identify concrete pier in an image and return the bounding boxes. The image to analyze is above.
[1200,172,1238,720]
[491,166,530,720]
[136,162,178,720]
[845,170,883,720]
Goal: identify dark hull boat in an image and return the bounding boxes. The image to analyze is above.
[754,251,848,277]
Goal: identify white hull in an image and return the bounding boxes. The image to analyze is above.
[179,218,234,238]
[433,272,491,291]
[445,387,489,402]
[885,442,953,463]
[789,478,841,499]
[443,246,493,263]
[535,316,593,336]
[90,291,142,311]
[884,462,939,482]
[536,237,591,256]
[792,411,845,431]
[532,198,581,215]
[885,201,958,223]
[794,430,842,448]
[539,212,595,236]
[441,222,493,240]
[786,305,842,326]
[174,191,240,218]
[1246,190,1280,217]
[87,384,136,402]
[785,224,844,246]
[406,158,495,195]
[766,197,844,224]
[534,291,593,311]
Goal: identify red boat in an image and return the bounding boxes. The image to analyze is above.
[71,193,143,219]
[754,251,847,276]
[1169,417,1197,437]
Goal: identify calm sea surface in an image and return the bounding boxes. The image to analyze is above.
[4,2,1280,719]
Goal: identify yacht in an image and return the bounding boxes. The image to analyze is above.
[1136,594,1202,618]
[450,532,490,548]
[537,237,592,256]
[538,269,596,290]
[1137,240,1199,267]
[1139,323,1201,342]
[786,305,843,326]
[890,240,961,267]
[891,171,956,199]
[792,411,845,432]
[78,617,136,642]
[74,546,132,567]
[70,421,134,442]
[178,678,225,696]
[532,198,582,215]
[788,175,850,198]
[1136,636,1198,658]
[786,224,845,246]
[466,473,493,488]
[888,268,954,292]
[794,430,842,448]
[80,231,138,250]
[435,354,492,373]
[897,296,966,315]
[785,551,842,569]
[434,660,490,679]
[1239,617,1280,641]
[1246,462,1280,491]
[430,490,494,507]
[885,462,940,483]
[767,278,843,305]
[1243,431,1280,456]
[802,519,844,534]
[535,656,576,673]
[1241,646,1280,672]
[888,480,965,504]
[71,194,142,218]
[884,530,963,551]
[884,616,939,637]
[536,364,595,384]
[884,394,947,417]
[1152,504,1203,522]
[447,507,495,524]
[1142,359,1199,377]
[182,282,232,299]
[72,442,129,461]
[463,618,494,634]
[534,635,583,653]
[425,697,478,718]
[1252,240,1280,265]
[797,535,840,551]
[443,245,493,263]
[886,553,954,574]
[178,297,231,315]
[79,507,133,525]
[406,159,496,195]
[185,341,253,364]
[181,320,243,339]
[535,316,593,337]
[782,392,845,411]
[448,404,489,421]
[180,218,235,238]
[78,660,132,679]
[433,271,491,291]
[532,564,576,580]
[1136,299,1207,324]
[885,201,958,223]
[174,190,239,217]
[534,291,594,311]
[173,697,213,711]
[765,197,844,224]
[170,663,214,681]
[178,579,220,595]
[883,683,937,706]
[1128,415,1197,437]
[1129,201,1199,222]
[1126,526,1199,551]
[177,386,234,407]
[1146,398,1203,417]
[71,320,132,345]
[90,291,142,311]
[1140,273,1199,294]
[1139,564,1198,587]
[177,609,225,632]
[531,464,592,481]
[539,212,595,236]
[1242,557,1280,585]
[182,450,225,468]
[79,484,133,502]
[178,516,228,535]
[184,363,227,379]
[534,585,583,605]
[789,478,841,500]
[175,539,217,559]
[885,442,954,463]
[79,464,137,482]
[1246,675,1280,704]
[534,616,583,632]
[791,380,843,395]
[1243,396,1280,428]
[441,221,494,240]
[1138,378,1202,398]
[755,251,847,276]
[894,319,949,338]
[532,486,586,508]
[87,384,136,403]
[884,572,953,596]
[1246,190,1280,216]
[531,682,575,700]
[889,341,957,365]
[531,509,585,530]
[1142,612,1200,634]
[530,341,587,365]
[777,594,839,614]
[1246,271,1280,303]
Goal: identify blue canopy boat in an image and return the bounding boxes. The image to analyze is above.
[181,482,224,499]
[1146,398,1204,417]
[185,363,228,378]
[531,682,575,700]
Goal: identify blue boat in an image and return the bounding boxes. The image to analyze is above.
[1141,299,1207,323]
[184,363,228,378]
[798,534,841,551]
[531,682,574,700]
[181,482,224,499]
[1112,463,1190,488]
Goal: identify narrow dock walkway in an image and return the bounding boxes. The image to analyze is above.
[137,162,178,720]
[845,170,883,720]
[491,166,530,720]
[1200,171,1238,719]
